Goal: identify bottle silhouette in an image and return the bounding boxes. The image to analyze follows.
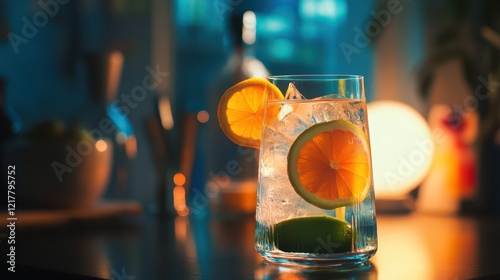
[206,12,269,216]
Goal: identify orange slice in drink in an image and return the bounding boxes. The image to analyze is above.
[287,120,371,209]
[218,78,284,148]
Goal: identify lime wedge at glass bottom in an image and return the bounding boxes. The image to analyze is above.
[274,216,352,254]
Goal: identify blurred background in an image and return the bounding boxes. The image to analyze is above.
[0,0,499,216]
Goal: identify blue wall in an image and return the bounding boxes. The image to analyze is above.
[0,0,379,210]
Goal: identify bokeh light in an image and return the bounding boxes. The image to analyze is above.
[368,101,434,198]
[197,110,209,123]
[95,139,108,152]
[173,172,186,186]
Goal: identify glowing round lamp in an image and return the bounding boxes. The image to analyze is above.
[367,101,434,200]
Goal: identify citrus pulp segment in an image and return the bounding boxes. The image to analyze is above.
[287,120,371,209]
[273,216,352,253]
[217,78,284,148]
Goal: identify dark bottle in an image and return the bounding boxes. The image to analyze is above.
[476,38,500,215]
[206,12,269,215]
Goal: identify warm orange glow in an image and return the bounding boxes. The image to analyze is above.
[174,216,187,241]
[173,186,185,199]
[417,105,478,213]
[95,140,108,152]
[173,186,189,216]
[177,208,189,217]
[173,173,186,186]
[375,215,432,279]
[254,264,307,280]
[106,51,124,101]
[174,202,186,212]
[375,214,479,279]
[125,136,137,159]
[197,110,209,123]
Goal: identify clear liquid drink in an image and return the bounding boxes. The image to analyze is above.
[254,75,377,267]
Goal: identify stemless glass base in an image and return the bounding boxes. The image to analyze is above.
[258,250,377,268]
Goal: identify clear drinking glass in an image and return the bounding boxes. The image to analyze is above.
[255,75,377,267]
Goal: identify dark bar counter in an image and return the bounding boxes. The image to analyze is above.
[2,208,500,279]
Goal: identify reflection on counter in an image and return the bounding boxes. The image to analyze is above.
[173,214,260,278]
[255,260,377,280]
[374,214,481,279]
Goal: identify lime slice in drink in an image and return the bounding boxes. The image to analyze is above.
[274,216,352,253]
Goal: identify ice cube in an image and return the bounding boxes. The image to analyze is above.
[278,103,293,121]
[260,145,288,177]
[312,102,342,123]
[345,101,365,127]
[257,174,303,225]
[274,83,314,139]
[275,111,312,139]
[284,83,306,100]
[294,200,328,218]
[261,125,294,149]
[316,93,345,100]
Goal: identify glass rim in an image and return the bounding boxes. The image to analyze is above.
[268,74,364,82]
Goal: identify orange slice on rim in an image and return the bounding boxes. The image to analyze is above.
[287,120,371,209]
[217,78,284,148]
